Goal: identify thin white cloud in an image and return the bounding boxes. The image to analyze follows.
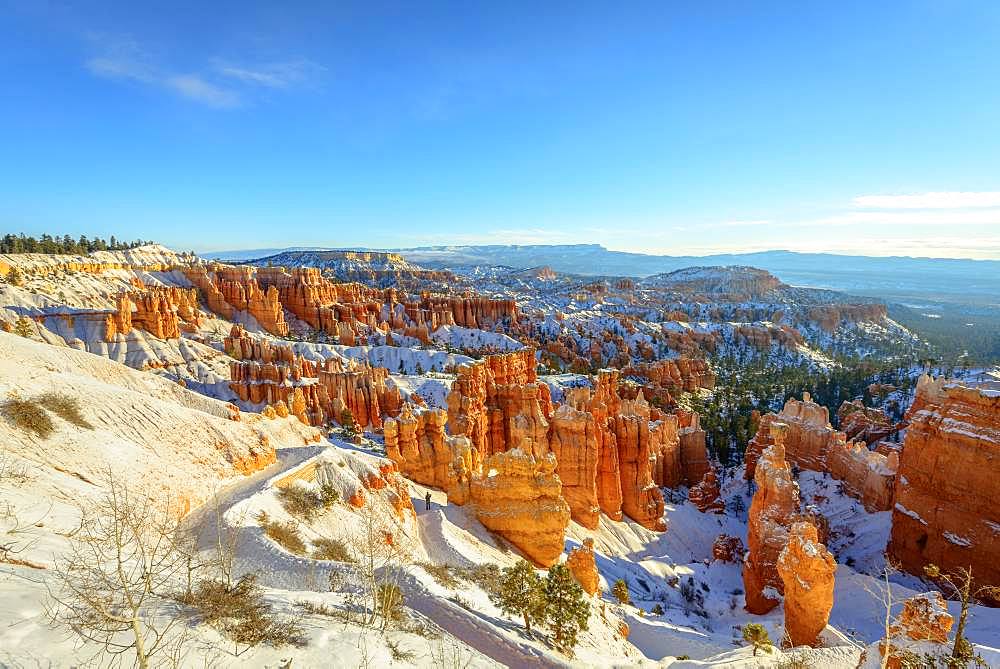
[83,38,321,108]
[853,191,1000,209]
[804,209,1000,227]
[213,59,324,89]
[165,75,240,108]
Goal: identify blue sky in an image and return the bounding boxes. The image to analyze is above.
[2,1,999,258]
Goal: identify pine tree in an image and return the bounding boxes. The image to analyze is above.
[489,559,546,632]
[741,622,773,656]
[339,408,359,441]
[611,578,631,605]
[543,564,589,653]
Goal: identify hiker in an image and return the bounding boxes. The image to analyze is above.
[425,491,432,511]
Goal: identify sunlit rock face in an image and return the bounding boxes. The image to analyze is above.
[446,349,548,458]
[384,404,477,501]
[777,521,836,648]
[566,538,600,595]
[745,393,897,512]
[743,423,801,614]
[469,447,570,567]
[888,378,1000,599]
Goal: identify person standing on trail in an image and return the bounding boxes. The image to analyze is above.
[425,491,432,511]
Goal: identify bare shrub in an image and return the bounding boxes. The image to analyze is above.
[256,511,306,555]
[46,474,189,668]
[181,574,306,656]
[2,395,54,439]
[38,392,92,429]
[312,537,354,562]
[418,562,461,589]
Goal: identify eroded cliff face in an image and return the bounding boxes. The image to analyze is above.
[888,378,1000,597]
[746,393,897,512]
[225,325,400,428]
[446,349,549,458]
[548,403,601,529]
[743,423,801,614]
[469,448,570,567]
[384,404,477,502]
[777,521,836,648]
[838,399,897,446]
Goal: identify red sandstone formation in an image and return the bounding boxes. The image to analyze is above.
[689,470,724,513]
[888,378,1000,598]
[446,349,549,458]
[185,265,289,336]
[712,535,745,563]
[566,538,600,595]
[469,448,570,567]
[743,423,801,614]
[777,521,836,648]
[548,402,601,529]
[623,357,716,393]
[225,325,400,428]
[805,303,887,332]
[612,407,667,531]
[384,404,477,502]
[746,393,897,512]
[876,592,954,669]
[837,399,897,446]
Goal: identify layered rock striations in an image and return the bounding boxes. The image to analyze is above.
[838,399,897,446]
[446,349,549,458]
[746,393,897,512]
[888,378,1000,596]
[384,404,477,501]
[777,521,836,647]
[548,402,601,529]
[469,448,570,567]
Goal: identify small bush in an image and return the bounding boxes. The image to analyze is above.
[257,511,306,555]
[311,537,353,562]
[319,482,339,507]
[418,562,461,589]
[2,397,54,439]
[296,600,339,617]
[776,655,815,669]
[183,574,306,651]
[277,484,323,520]
[461,563,502,592]
[37,392,92,429]
[651,603,664,615]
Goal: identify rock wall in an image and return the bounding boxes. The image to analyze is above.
[384,404,477,502]
[469,448,570,567]
[888,379,1000,597]
[746,393,898,512]
[548,403,601,529]
[185,265,289,336]
[446,349,548,458]
[838,399,897,446]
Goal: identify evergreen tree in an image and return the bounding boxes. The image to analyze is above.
[611,578,630,605]
[741,622,773,656]
[489,559,546,632]
[339,408,359,441]
[543,564,589,652]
